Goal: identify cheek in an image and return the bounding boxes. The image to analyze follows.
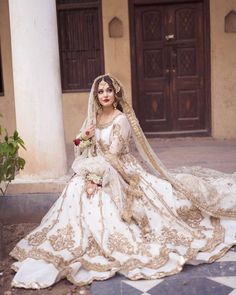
[97,95,103,104]
[108,92,115,101]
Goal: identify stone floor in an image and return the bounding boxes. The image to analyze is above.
[1,137,236,295]
[91,247,236,295]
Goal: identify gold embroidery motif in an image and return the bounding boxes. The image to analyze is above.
[10,246,66,269]
[160,227,192,247]
[108,232,135,255]
[96,113,123,129]
[176,205,204,227]
[71,246,84,257]
[86,237,104,257]
[49,224,75,251]
[200,217,225,252]
[27,226,50,246]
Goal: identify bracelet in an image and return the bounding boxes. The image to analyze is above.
[86,172,103,186]
[73,132,92,148]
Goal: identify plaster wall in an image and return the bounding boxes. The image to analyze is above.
[62,92,88,143]
[0,0,16,134]
[101,0,132,102]
[210,0,236,138]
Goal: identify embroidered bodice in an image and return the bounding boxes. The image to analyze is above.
[95,113,132,157]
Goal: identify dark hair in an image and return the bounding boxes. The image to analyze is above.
[94,75,123,112]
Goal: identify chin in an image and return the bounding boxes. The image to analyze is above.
[102,103,113,108]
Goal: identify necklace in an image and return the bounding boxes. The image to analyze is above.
[97,108,116,125]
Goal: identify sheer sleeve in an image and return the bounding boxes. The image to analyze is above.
[108,115,132,156]
[99,114,142,223]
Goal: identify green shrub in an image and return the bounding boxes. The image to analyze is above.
[0,115,26,195]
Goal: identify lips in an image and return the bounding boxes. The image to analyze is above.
[103,99,109,102]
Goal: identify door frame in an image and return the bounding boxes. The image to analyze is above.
[129,0,211,137]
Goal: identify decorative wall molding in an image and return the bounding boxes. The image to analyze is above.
[109,17,123,38]
[225,10,236,33]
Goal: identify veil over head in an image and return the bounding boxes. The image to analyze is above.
[76,73,167,174]
[74,74,236,219]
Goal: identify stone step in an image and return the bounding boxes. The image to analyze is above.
[0,193,59,224]
[3,174,72,195]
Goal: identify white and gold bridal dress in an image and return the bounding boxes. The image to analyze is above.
[10,113,236,289]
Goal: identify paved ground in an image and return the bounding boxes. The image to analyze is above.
[91,248,236,295]
[148,137,236,173]
[1,137,236,295]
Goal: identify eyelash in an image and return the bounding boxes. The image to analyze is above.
[98,88,113,94]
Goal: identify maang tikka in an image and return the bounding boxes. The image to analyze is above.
[110,77,121,94]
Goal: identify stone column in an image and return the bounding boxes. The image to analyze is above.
[8,0,67,178]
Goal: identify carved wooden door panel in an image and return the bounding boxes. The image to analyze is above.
[133,2,209,136]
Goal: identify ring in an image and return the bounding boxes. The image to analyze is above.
[87,188,94,195]
[85,131,90,136]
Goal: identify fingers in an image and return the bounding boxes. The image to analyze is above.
[86,181,98,199]
[83,124,96,139]
[88,125,96,133]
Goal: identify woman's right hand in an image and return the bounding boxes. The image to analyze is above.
[82,124,96,140]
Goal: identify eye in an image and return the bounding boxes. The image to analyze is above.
[107,88,113,93]
[98,89,103,94]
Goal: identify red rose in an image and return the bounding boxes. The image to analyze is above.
[73,138,81,146]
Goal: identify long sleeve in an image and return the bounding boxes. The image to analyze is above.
[108,115,132,156]
[98,114,142,223]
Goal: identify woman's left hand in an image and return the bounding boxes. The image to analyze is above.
[86,181,98,199]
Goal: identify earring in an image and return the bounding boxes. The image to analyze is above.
[113,101,117,109]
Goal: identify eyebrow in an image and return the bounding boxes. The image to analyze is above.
[98,86,112,91]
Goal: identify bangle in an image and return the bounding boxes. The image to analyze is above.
[86,172,102,186]
[73,132,92,148]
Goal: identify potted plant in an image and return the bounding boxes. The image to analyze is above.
[0,114,26,196]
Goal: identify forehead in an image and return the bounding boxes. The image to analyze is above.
[98,80,110,89]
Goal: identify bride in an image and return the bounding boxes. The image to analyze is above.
[10,74,236,289]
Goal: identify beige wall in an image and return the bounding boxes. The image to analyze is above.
[210,0,236,138]
[102,0,132,102]
[62,92,88,143]
[63,0,132,143]
[0,0,16,134]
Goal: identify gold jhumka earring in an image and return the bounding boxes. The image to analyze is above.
[113,101,117,109]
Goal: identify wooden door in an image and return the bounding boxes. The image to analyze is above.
[130,1,211,136]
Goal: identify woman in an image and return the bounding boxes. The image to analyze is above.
[10,74,236,289]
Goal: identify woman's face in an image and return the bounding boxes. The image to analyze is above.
[97,80,115,108]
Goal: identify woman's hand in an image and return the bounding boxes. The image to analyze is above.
[86,181,98,199]
[82,125,96,140]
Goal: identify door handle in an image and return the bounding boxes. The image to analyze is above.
[165,34,174,41]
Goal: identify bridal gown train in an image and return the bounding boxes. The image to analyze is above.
[10,112,236,288]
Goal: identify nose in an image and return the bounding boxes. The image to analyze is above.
[103,91,108,97]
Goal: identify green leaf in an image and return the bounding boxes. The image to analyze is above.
[0,123,26,189]
[13,130,19,140]
[17,157,26,169]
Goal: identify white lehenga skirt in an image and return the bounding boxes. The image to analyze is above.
[10,166,236,289]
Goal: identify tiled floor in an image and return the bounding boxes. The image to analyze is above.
[91,247,236,295]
